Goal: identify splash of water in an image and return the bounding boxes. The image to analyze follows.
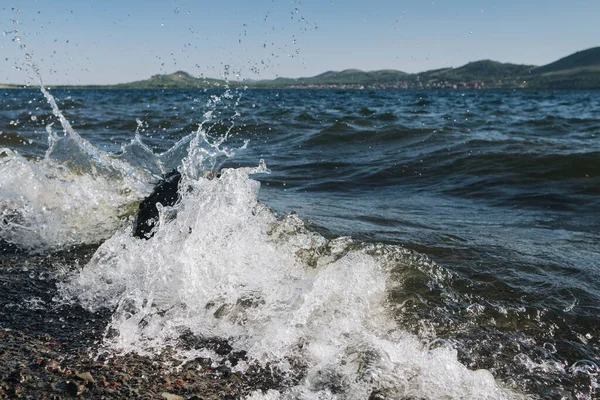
[0,94,156,251]
[0,147,146,251]
[0,112,248,252]
[0,25,256,252]
[59,161,523,399]
[0,30,161,251]
[0,89,159,251]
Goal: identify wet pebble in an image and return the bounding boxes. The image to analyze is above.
[0,328,291,398]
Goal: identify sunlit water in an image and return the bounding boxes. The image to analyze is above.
[1,88,599,399]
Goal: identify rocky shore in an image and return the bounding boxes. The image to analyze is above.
[0,247,288,399]
[0,328,290,399]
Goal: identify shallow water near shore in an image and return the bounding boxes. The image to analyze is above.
[1,88,599,399]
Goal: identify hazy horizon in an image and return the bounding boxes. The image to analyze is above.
[2,1,599,85]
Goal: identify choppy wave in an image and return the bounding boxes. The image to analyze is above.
[58,163,522,399]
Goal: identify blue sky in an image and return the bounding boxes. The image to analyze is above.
[1,0,599,84]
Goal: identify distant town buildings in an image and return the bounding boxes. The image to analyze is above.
[287,79,525,90]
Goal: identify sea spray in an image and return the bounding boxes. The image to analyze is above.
[0,146,151,251]
[59,161,523,399]
[0,123,246,252]
[0,87,159,252]
[0,42,158,251]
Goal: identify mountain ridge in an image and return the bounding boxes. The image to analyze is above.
[3,46,600,90]
[532,47,600,75]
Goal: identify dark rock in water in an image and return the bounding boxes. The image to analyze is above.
[134,170,182,239]
[133,169,219,239]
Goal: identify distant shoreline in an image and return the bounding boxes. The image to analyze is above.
[2,46,600,90]
[2,85,600,91]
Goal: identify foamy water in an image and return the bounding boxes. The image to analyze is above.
[0,146,151,251]
[0,86,241,252]
[56,157,523,399]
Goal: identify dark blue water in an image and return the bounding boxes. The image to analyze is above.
[1,88,599,398]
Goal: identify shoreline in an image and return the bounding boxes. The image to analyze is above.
[0,247,288,399]
[2,85,600,91]
[0,328,287,399]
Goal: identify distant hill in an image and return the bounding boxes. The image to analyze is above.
[413,60,535,87]
[265,61,536,89]
[307,69,409,84]
[112,71,229,89]
[271,48,600,89]
[532,47,600,74]
[526,47,600,89]
[251,69,410,88]
[4,47,600,90]
[438,60,534,80]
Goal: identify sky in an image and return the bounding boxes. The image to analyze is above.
[1,0,599,85]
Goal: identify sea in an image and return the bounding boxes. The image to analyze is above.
[0,87,599,399]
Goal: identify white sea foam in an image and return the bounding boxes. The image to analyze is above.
[0,147,153,252]
[0,81,160,252]
[60,162,524,399]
